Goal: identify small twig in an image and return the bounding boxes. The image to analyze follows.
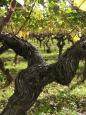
[15,1,36,36]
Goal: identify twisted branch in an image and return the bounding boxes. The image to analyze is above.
[0,34,86,115]
[0,33,46,66]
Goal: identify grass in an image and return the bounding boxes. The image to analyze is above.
[28,82,86,115]
[0,39,86,115]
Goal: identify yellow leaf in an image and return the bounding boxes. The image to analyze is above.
[74,0,86,11]
[72,35,80,42]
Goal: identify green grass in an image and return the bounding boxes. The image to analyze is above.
[28,82,86,115]
[0,39,86,115]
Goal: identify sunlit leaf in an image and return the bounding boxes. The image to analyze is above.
[72,35,80,42]
[74,0,86,11]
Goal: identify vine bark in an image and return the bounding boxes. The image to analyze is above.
[0,33,86,115]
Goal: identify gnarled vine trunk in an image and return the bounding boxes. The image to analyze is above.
[0,33,86,115]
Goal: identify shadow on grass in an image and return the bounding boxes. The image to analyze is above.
[28,91,86,115]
